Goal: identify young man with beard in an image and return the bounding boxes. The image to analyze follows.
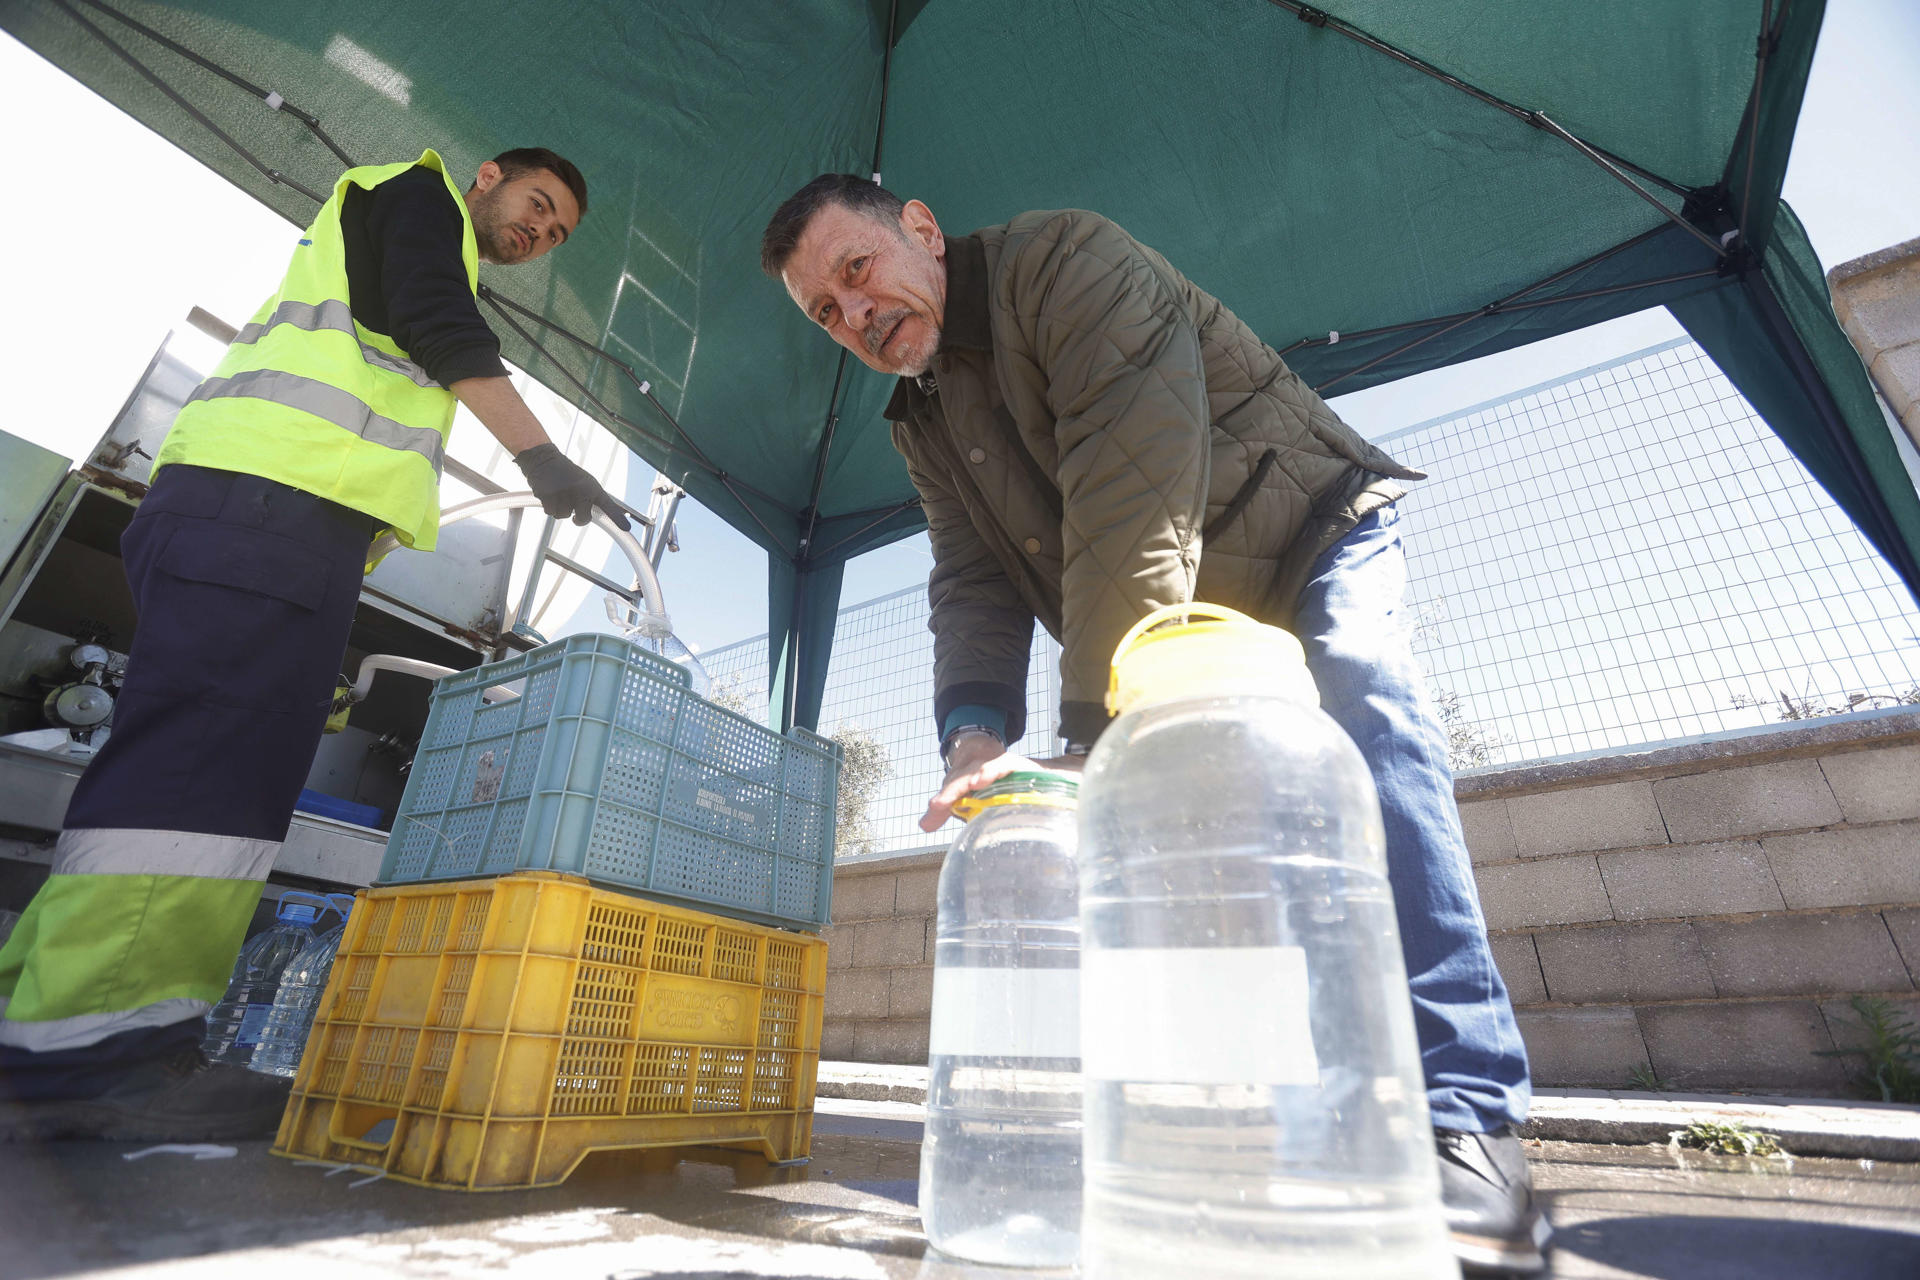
[0,147,626,1141]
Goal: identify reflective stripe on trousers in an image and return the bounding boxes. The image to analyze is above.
[231,297,438,388]
[0,865,269,1052]
[183,367,446,472]
[52,828,280,879]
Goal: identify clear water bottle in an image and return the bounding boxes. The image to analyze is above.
[249,893,356,1077]
[1078,605,1456,1280]
[202,891,333,1065]
[921,771,1082,1267]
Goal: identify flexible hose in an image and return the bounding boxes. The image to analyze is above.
[345,655,516,705]
[367,490,671,636]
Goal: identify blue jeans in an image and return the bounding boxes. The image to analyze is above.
[1292,503,1530,1132]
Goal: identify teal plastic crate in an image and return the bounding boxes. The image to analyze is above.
[378,634,841,930]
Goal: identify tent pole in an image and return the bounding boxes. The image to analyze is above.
[1281,223,1680,355]
[781,588,803,733]
[68,0,358,166]
[1527,114,1727,259]
[871,0,900,181]
[1736,0,1777,246]
[1312,267,1721,394]
[1265,0,1692,199]
[798,353,849,559]
[823,496,926,523]
[808,497,924,564]
[49,0,326,203]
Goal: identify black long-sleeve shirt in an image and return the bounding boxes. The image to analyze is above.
[340,166,507,387]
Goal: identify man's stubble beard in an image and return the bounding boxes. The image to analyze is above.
[869,307,939,377]
[469,189,521,265]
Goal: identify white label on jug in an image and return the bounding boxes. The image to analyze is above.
[929,967,1081,1060]
[1081,947,1319,1085]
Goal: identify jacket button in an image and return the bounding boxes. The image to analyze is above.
[1024,537,1042,554]
[968,447,986,464]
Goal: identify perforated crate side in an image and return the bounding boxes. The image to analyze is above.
[676,698,784,788]
[378,637,834,926]
[648,822,776,918]
[774,856,827,923]
[660,755,781,851]
[380,641,569,886]
[272,874,826,1190]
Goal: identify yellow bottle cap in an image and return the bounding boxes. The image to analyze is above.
[950,770,1080,822]
[1106,602,1318,717]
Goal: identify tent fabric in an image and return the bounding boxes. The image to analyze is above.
[1672,209,1920,593]
[7,0,1915,734]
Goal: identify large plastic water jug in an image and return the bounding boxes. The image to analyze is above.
[921,770,1082,1267]
[1077,604,1455,1279]
[202,891,334,1065]
[249,893,356,1077]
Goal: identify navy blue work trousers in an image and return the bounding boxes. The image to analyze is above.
[7,465,370,1088]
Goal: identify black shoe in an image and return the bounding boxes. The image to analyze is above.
[0,1046,292,1143]
[1436,1125,1552,1276]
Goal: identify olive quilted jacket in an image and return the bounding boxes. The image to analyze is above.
[886,210,1420,745]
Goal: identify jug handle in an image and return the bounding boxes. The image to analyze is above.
[1109,603,1260,670]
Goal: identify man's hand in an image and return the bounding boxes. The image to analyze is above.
[514,443,631,529]
[918,739,1089,833]
[450,376,632,531]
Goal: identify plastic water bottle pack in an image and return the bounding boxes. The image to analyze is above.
[202,891,341,1066]
[1076,605,1456,1279]
[921,770,1083,1268]
[251,892,356,1077]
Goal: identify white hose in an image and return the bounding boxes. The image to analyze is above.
[368,490,671,637]
[346,655,517,705]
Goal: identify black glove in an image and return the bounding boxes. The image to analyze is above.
[513,444,631,530]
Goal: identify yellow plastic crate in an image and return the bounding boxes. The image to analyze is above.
[271,871,825,1190]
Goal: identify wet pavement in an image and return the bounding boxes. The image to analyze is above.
[1,1096,1917,1278]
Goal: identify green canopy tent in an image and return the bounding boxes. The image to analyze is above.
[8,0,1915,734]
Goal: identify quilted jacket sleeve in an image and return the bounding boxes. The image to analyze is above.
[895,424,1035,745]
[1001,213,1208,743]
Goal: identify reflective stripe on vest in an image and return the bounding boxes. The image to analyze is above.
[52,827,281,881]
[232,298,438,388]
[183,369,447,473]
[0,996,213,1054]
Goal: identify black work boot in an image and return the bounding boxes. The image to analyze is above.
[0,1046,292,1143]
[1436,1125,1552,1276]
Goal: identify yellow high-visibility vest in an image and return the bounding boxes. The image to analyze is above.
[158,149,478,551]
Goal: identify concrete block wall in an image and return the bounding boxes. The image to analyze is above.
[824,709,1920,1094]
[1463,709,1920,1096]
[820,851,940,1064]
[1830,236,1920,454]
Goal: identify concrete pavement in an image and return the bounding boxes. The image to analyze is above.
[1,1094,1917,1278]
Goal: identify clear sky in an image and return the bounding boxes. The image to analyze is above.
[1,4,1915,655]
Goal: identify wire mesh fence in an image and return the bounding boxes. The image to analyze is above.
[700,336,1920,857]
[1390,337,1920,767]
